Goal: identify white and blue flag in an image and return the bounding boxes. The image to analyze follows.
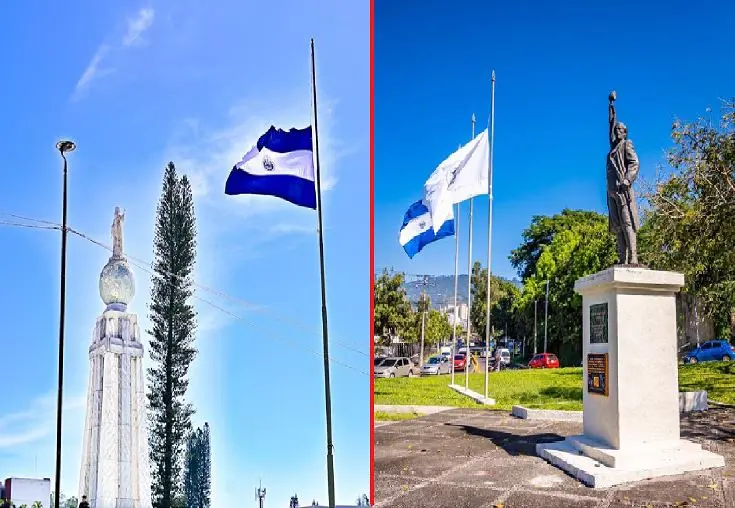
[225,125,317,209]
[399,200,455,259]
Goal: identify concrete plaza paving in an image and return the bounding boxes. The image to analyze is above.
[374,406,735,507]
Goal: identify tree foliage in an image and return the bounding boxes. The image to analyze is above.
[373,270,413,341]
[184,423,211,508]
[469,261,521,342]
[148,162,198,508]
[640,101,735,336]
[510,210,608,281]
[513,211,617,364]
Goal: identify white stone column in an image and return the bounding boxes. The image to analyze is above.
[79,311,152,508]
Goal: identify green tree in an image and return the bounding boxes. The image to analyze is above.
[184,423,211,508]
[640,101,735,337]
[469,261,520,342]
[510,209,608,281]
[148,162,198,508]
[517,213,617,364]
[373,270,413,342]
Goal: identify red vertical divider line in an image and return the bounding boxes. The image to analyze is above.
[369,0,375,504]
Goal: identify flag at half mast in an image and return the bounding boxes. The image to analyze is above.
[225,125,317,209]
[399,200,455,259]
[423,128,489,230]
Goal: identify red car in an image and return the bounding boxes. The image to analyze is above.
[529,353,560,369]
[453,354,467,371]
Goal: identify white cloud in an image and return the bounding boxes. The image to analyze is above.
[123,8,156,47]
[71,7,155,101]
[72,45,114,100]
[0,391,85,449]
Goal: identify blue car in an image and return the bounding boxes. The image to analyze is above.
[684,340,735,364]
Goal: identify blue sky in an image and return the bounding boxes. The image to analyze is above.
[375,0,735,281]
[0,1,368,506]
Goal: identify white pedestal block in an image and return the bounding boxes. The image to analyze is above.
[537,267,724,488]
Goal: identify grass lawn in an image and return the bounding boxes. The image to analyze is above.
[374,362,735,410]
[679,361,735,405]
[374,411,423,421]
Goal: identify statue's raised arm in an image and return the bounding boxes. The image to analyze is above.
[608,91,617,149]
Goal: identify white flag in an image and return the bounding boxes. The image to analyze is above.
[423,128,489,231]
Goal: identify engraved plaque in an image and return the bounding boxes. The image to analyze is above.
[587,353,609,396]
[589,303,608,344]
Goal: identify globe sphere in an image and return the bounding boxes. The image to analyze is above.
[99,257,135,309]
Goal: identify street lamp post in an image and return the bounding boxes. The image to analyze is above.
[54,140,75,508]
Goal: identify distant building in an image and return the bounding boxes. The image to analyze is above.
[3,477,50,507]
[441,303,468,326]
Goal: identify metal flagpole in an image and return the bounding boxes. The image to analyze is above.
[310,38,336,508]
[450,202,460,386]
[544,279,550,353]
[465,114,476,390]
[534,299,538,354]
[484,71,496,400]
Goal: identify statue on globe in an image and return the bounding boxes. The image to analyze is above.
[112,206,125,258]
[607,91,641,265]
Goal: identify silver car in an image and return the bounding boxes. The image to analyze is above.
[374,357,416,378]
[421,355,451,376]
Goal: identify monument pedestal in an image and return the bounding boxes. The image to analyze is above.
[537,267,724,488]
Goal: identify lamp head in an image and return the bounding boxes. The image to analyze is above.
[56,140,76,154]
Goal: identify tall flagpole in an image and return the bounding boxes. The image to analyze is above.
[450,202,460,386]
[484,71,496,400]
[465,114,476,390]
[310,38,336,508]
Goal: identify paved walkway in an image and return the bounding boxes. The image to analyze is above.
[374,406,735,507]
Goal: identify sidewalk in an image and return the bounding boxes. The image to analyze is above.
[374,406,734,507]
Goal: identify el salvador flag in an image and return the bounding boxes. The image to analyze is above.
[399,200,455,259]
[225,125,317,209]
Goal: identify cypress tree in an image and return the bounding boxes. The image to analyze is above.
[147,162,198,508]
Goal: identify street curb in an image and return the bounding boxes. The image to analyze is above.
[374,404,453,415]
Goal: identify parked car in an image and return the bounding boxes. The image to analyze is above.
[374,357,416,378]
[453,354,468,372]
[684,340,735,364]
[528,353,560,369]
[421,355,451,376]
[495,348,511,366]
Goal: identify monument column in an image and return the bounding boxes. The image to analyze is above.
[78,209,152,508]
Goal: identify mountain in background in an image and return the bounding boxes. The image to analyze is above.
[401,274,522,308]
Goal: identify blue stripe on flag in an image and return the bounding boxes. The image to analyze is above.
[225,170,317,209]
[257,126,313,153]
[400,200,454,259]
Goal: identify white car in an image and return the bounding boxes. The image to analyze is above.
[374,357,416,378]
[420,355,451,375]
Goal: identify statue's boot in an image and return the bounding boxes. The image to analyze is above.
[617,231,628,265]
[627,227,638,264]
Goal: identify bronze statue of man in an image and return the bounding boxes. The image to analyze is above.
[607,91,640,265]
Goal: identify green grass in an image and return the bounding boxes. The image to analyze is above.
[375,368,585,411]
[374,411,423,421]
[679,361,735,405]
[375,362,735,410]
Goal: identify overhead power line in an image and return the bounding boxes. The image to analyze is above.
[0,212,368,375]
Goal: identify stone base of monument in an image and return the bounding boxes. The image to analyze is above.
[537,436,724,488]
[536,266,725,488]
